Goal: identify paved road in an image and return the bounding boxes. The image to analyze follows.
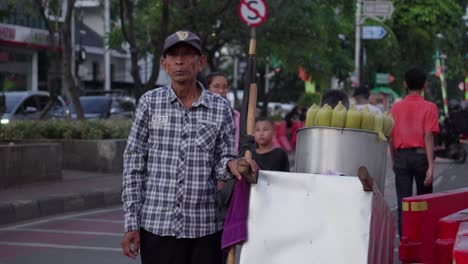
[0,207,136,264]
[0,156,467,264]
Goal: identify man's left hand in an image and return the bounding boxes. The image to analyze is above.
[228,158,258,183]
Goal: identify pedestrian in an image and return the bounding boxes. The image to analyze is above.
[205,71,240,264]
[206,72,240,152]
[121,30,258,264]
[353,86,383,113]
[320,89,350,109]
[253,117,290,172]
[389,67,439,237]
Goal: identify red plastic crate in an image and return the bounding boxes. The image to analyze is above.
[399,188,468,264]
[435,239,454,264]
[458,222,468,237]
[438,208,468,240]
[434,209,468,264]
[453,236,468,263]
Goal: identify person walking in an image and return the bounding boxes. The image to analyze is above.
[121,30,257,264]
[389,67,439,237]
[353,86,382,113]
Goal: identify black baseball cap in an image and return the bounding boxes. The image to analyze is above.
[163,31,202,56]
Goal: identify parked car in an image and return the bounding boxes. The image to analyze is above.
[1,91,69,124]
[70,96,113,119]
[109,96,136,119]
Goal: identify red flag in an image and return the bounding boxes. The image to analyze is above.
[298,66,309,81]
[389,74,395,84]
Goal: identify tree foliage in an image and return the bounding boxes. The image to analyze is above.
[109,0,468,106]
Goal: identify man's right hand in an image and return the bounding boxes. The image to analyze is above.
[121,230,140,259]
[424,167,433,187]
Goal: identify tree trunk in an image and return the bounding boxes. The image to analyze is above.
[120,0,143,100]
[62,0,85,120]
[34,0,64,119]
[120,0,169,102]
[142,0,169,95]
[35,0,83,120]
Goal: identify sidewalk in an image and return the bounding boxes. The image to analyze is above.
[0,170,122,226]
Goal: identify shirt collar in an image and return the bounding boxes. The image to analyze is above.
[405,94,424,101]
[166,82,211,108]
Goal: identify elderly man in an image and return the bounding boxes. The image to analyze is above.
[121,30,257,264]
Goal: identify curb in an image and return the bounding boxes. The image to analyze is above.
[0,188,122,226]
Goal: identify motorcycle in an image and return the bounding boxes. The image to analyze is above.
[434,109,468,164]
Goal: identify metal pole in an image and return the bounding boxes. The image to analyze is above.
[71,9,75,82]
[233,57,239,91]
[32,52,38,91]
[233,57,239,107]
[355,0,362,86]
[265,63,270,94]
[104,0,111,91]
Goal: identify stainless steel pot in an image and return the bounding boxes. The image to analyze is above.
[295,127,388,193]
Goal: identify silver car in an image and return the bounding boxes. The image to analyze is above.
[1,91,69,124]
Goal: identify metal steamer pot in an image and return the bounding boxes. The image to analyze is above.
[295,127,388,193]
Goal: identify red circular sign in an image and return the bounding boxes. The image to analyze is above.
[238,0,268,27]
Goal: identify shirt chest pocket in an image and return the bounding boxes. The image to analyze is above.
[196,121,218,151]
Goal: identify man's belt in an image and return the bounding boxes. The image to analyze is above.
[396,148,426,154]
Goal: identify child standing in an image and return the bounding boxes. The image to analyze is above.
[253,117,290,172]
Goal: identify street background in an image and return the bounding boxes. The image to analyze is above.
[1,148,467,264]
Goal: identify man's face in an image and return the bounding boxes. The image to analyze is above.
[160,43,206,83]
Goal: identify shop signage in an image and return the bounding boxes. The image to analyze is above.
[0,23,52,48]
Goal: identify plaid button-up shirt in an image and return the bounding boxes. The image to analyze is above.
[122,84,236,238]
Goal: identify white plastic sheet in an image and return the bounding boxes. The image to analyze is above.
[239,171,374,264]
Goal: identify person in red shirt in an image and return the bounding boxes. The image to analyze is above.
[389,67,440,237]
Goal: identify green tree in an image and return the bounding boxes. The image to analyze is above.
[34,0,85,119]
[384,0,464,96]
[110,0,236,101]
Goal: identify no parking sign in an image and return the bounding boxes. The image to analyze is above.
[238,0,268,27]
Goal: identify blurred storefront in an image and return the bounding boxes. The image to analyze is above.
[0,4,50,92]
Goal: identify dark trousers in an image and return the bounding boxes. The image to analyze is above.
[140,228,222,264]
[394,149,433,238]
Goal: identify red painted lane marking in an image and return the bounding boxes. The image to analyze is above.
[0,242,121,252]
[78,210,123,221]
[5,228,121,237]
[29,220,123,233]
[0,230,97,244]
[0,245,41,260]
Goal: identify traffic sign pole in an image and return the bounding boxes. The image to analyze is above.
[355,0,362,86]
[227,1,267,264]
[355,1,394,87]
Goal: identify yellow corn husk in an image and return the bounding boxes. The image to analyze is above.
[345,104,362,129]
[360,106,375,131]
[305,104,320,127]
[331,101,347,128]
[314,104,333,127]
[373,113,387,141]
[383,112,394,136]
[373,113,383,133]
